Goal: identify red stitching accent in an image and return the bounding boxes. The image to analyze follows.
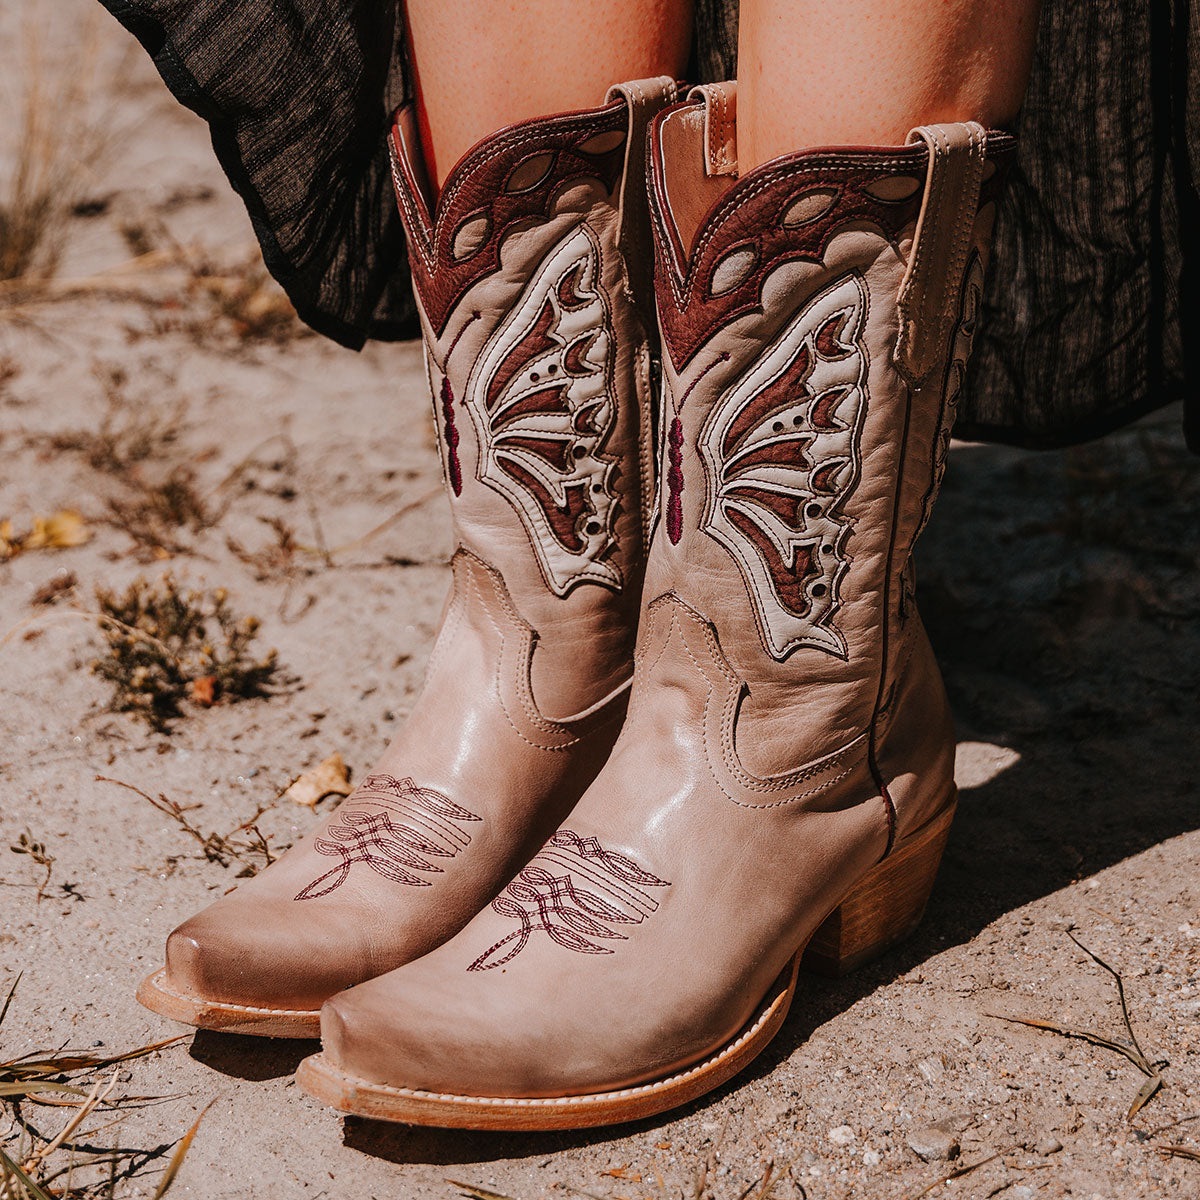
[293,775,480,901]
[467,829,668,971]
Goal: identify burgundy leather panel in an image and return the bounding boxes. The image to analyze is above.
[649,125,1015,371]
[390,103,628,336]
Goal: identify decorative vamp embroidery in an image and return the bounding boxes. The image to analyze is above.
[698,274,869,659]
[467,829,668,971]
[463,223,622,595]
[914,249,983,542]
[294,774,480,900]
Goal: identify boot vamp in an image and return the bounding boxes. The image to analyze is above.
[160,555,626,1012]
[321,599,888,1097]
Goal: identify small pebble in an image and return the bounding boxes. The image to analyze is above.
[906,1126,960,1162]
[861,1149,880,1167]
[827,1125,855,1146]
[917,1053,947,1083]
[1034,1137,1063,1156]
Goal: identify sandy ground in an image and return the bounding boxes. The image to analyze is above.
[1,4,1198,1198]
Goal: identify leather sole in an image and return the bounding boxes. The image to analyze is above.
[294,795,956,1129]
[136,969,321,1038]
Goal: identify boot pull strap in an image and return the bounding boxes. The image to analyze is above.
[894,121,987,384]
[686,82,739,177]
[605,76,680,308]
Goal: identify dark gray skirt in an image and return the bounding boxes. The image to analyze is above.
[100,0,1198,451]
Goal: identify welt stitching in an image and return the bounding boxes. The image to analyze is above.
[151,972,318,1018]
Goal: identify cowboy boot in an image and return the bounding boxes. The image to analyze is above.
[136,76,679,1037]
[294,85,1014,1123]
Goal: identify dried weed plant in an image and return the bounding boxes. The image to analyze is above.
[96,777,281,876]
[31,367,212,559]
[91,575,279,729]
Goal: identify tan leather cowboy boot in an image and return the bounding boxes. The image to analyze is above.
[295,85,1014,1122]
[136,76,679,1036]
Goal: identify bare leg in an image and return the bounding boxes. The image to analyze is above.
[737,0,1042,170]
[404,0,694,190]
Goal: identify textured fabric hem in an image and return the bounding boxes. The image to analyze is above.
[955,387,1186,451]
[98,0,418,350]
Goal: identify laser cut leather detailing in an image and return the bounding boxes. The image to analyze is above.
[698,273,869,660]
[293,101,1018,1127]
[390,107,628,337]
[135,80,679,1036]
[649,146,1014,371]
[294,775,481,900]
[467,829,669,972]
[665,416,685,545]
[464,224,622,595]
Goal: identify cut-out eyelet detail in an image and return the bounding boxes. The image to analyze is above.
[505,152,556,193]
[450,211,492,261]
[708,245,758,297]
[577,129,626,156]
[864,176,921,202]
[780,187,838,228]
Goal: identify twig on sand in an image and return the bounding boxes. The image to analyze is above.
[904,1149,1005,1200]
[987,929,1167,1122]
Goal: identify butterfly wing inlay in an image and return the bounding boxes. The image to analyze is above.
[464,223,621,596]
[698,273,869,659]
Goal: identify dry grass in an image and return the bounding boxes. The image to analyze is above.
[0,976,198,1199]
[0,21,112,285]
[30,368,213,560]
[40,368,185,475]
[91,575,280,729]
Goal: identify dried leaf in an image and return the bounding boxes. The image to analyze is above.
[189,675,217,706]
[283,752,352,807]
[1128,1074,1164,1122]
[0,1080,88,1098]
[25,510,90,550]
[3,511,92,559]
[2,1035,185,1078]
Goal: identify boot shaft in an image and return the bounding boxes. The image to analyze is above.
[388,79,678,711]
[644,85,1014,755]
